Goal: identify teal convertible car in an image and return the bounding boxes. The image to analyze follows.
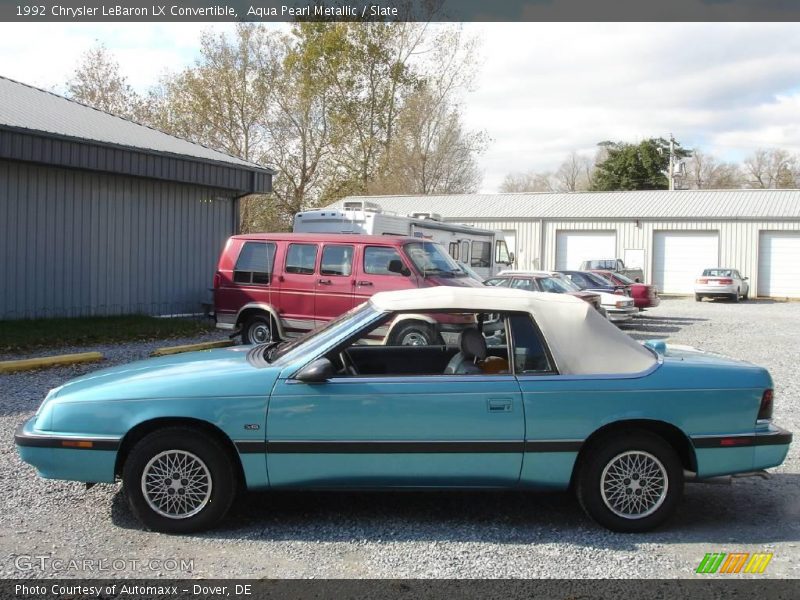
[16,287,791,533]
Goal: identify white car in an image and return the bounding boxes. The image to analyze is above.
[694,268,750,302]
[498,270,637,323]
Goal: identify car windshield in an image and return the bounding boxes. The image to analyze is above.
[270,302,379,363]
[703,269,733,277]
[587,260,615,269]
[611,272,635,285]
[554,275,582,292]
[538,276,573,293]
[585,272,616,287]
[404,241,464,277]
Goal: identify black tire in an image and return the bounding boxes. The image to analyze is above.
[388,321,443,346]
[123,427,237,534]
[241,313,277,345]
[575,430,683,533]
[743,290,749,301]
[731,290,740,303]
[694,294,702,302]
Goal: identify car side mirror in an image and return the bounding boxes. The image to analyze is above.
[295,358,334,383]
[388,259,410,276]
[743,276,749,280]
[508,252,515,264]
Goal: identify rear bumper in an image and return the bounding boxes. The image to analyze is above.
[606,307,637,322]
[634,296,660,309]
[695,284,737,296]
[691,424,792,478]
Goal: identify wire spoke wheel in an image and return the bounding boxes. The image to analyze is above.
[600,450,668,520]
[141,450,212,520]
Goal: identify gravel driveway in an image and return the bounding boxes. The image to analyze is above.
[1,299,798,579]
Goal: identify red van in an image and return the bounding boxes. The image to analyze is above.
[213,233,483,345]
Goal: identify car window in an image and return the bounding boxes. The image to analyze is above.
[364,246,405,275]
[508,313,554,374]
[511,278,534,291]
[538,277,569,293]
[566,273,588,287]
[405,242,462,275]
[485,278,510,287]
[233,241,276,285]
[327,311,513,377]
[471,241,492,268]
[612,272,636,285]
[320,245,354,276]
[586,272,615,286]
[285,243,318,275]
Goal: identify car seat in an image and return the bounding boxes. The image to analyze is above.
[444,328,487,375]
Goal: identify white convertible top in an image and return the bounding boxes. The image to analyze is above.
[369,287,657,375]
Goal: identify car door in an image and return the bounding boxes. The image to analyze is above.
[315,244,356,325]
[266,315,525,488]
[280,243,319,334]
[355,245,418,302]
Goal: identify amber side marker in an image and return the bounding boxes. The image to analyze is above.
[61,440,93,449]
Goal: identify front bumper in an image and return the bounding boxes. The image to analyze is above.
[605,307,637,322]
[14,418,119,483]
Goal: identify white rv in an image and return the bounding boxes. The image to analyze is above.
[293,200,514,278]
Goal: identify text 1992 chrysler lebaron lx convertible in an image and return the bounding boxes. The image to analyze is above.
[15,287,792,533]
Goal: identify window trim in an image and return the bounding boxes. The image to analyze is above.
[285,242,319,276]
[448,241,459,261]
[470,240,492,268]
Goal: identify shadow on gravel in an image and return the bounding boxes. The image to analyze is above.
[108,473,800,549]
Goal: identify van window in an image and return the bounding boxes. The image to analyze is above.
[461,241,470,262]
[364,246,404,275]
[448,242,459,260]
[285,244,318,275]
[321,245,354,276]
[471,241,492,268]
[234,241,276,285]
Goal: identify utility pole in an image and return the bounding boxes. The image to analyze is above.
[668,133,675,191]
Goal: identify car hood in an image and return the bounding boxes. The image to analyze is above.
[49,346,277,403]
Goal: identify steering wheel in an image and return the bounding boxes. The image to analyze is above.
[339,350,359,376]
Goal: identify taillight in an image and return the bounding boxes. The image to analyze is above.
[696,278,708,284]
[719,278,733,284]
[213,272,221,289]
[758,389,774,420]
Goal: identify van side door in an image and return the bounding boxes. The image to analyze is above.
[355,245,417,303]
[315,243,356,325]
[280,242,319,335]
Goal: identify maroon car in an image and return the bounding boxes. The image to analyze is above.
[591,270,660,310]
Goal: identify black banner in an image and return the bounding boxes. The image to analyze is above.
[4,579,800,600]
[4,0,800,22]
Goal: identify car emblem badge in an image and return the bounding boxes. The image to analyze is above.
[244,424,260,431]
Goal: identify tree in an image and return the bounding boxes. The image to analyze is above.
[499,171,555,193]
[554,151,594,192]
[684,150,742,189]
[66,43,140,118]
[591,138,690,191]
[743,149,798,189]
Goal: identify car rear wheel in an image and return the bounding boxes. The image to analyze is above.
[123,427,237,533]
[388,321,442,346]
[731,290,740,303]
[575,430,683,532]
[242,314,277,345]
[694,294,702,302]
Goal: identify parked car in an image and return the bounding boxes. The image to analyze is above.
[694,268,750,302]
[485,272,604,315]
[16,286,792,534]
[591,270,661,311]
[580,259,644,283]
[213,233,483,345]
[558,270,630,296]
[548,271,637,322]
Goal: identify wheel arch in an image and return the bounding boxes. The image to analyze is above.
[571,419,697,486]
[236,303,283,338]
[114,417,245,490]
[385,314,438,341]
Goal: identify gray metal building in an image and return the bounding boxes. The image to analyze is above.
[0,75,272,320]
[331,191,800,298]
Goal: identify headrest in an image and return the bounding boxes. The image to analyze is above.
[459,327,487,360]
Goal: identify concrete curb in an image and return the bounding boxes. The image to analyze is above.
[150,340,235,357]
[0,352,104,374]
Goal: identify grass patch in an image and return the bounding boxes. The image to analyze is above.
[0,315,215,353]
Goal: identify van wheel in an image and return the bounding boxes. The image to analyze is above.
[389,322,442,346]
[575,431,683,532]
[242,314,276,345]
[123,427,236,533]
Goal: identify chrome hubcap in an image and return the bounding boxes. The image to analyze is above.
[600,450,668,519]
[401,331,428,346]
[249,322,271,344]
[141,450,212,519]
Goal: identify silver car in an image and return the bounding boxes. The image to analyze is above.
[694,268,750,302]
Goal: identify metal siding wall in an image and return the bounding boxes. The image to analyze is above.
[0,160,235,319]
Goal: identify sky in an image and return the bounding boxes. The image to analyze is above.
[1,22,799,192]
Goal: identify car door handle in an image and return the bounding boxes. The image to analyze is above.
[357,281,373,286]
[487,398,513,413]
[318,279,332,285]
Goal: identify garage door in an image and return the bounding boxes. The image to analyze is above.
[653,231,719,294]
[555,231,616,270]
[758,232,800,298]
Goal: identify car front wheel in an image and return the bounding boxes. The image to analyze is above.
[575,431,683,532]
[123,427,237,533]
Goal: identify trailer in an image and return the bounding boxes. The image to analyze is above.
[293,200,514,278]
